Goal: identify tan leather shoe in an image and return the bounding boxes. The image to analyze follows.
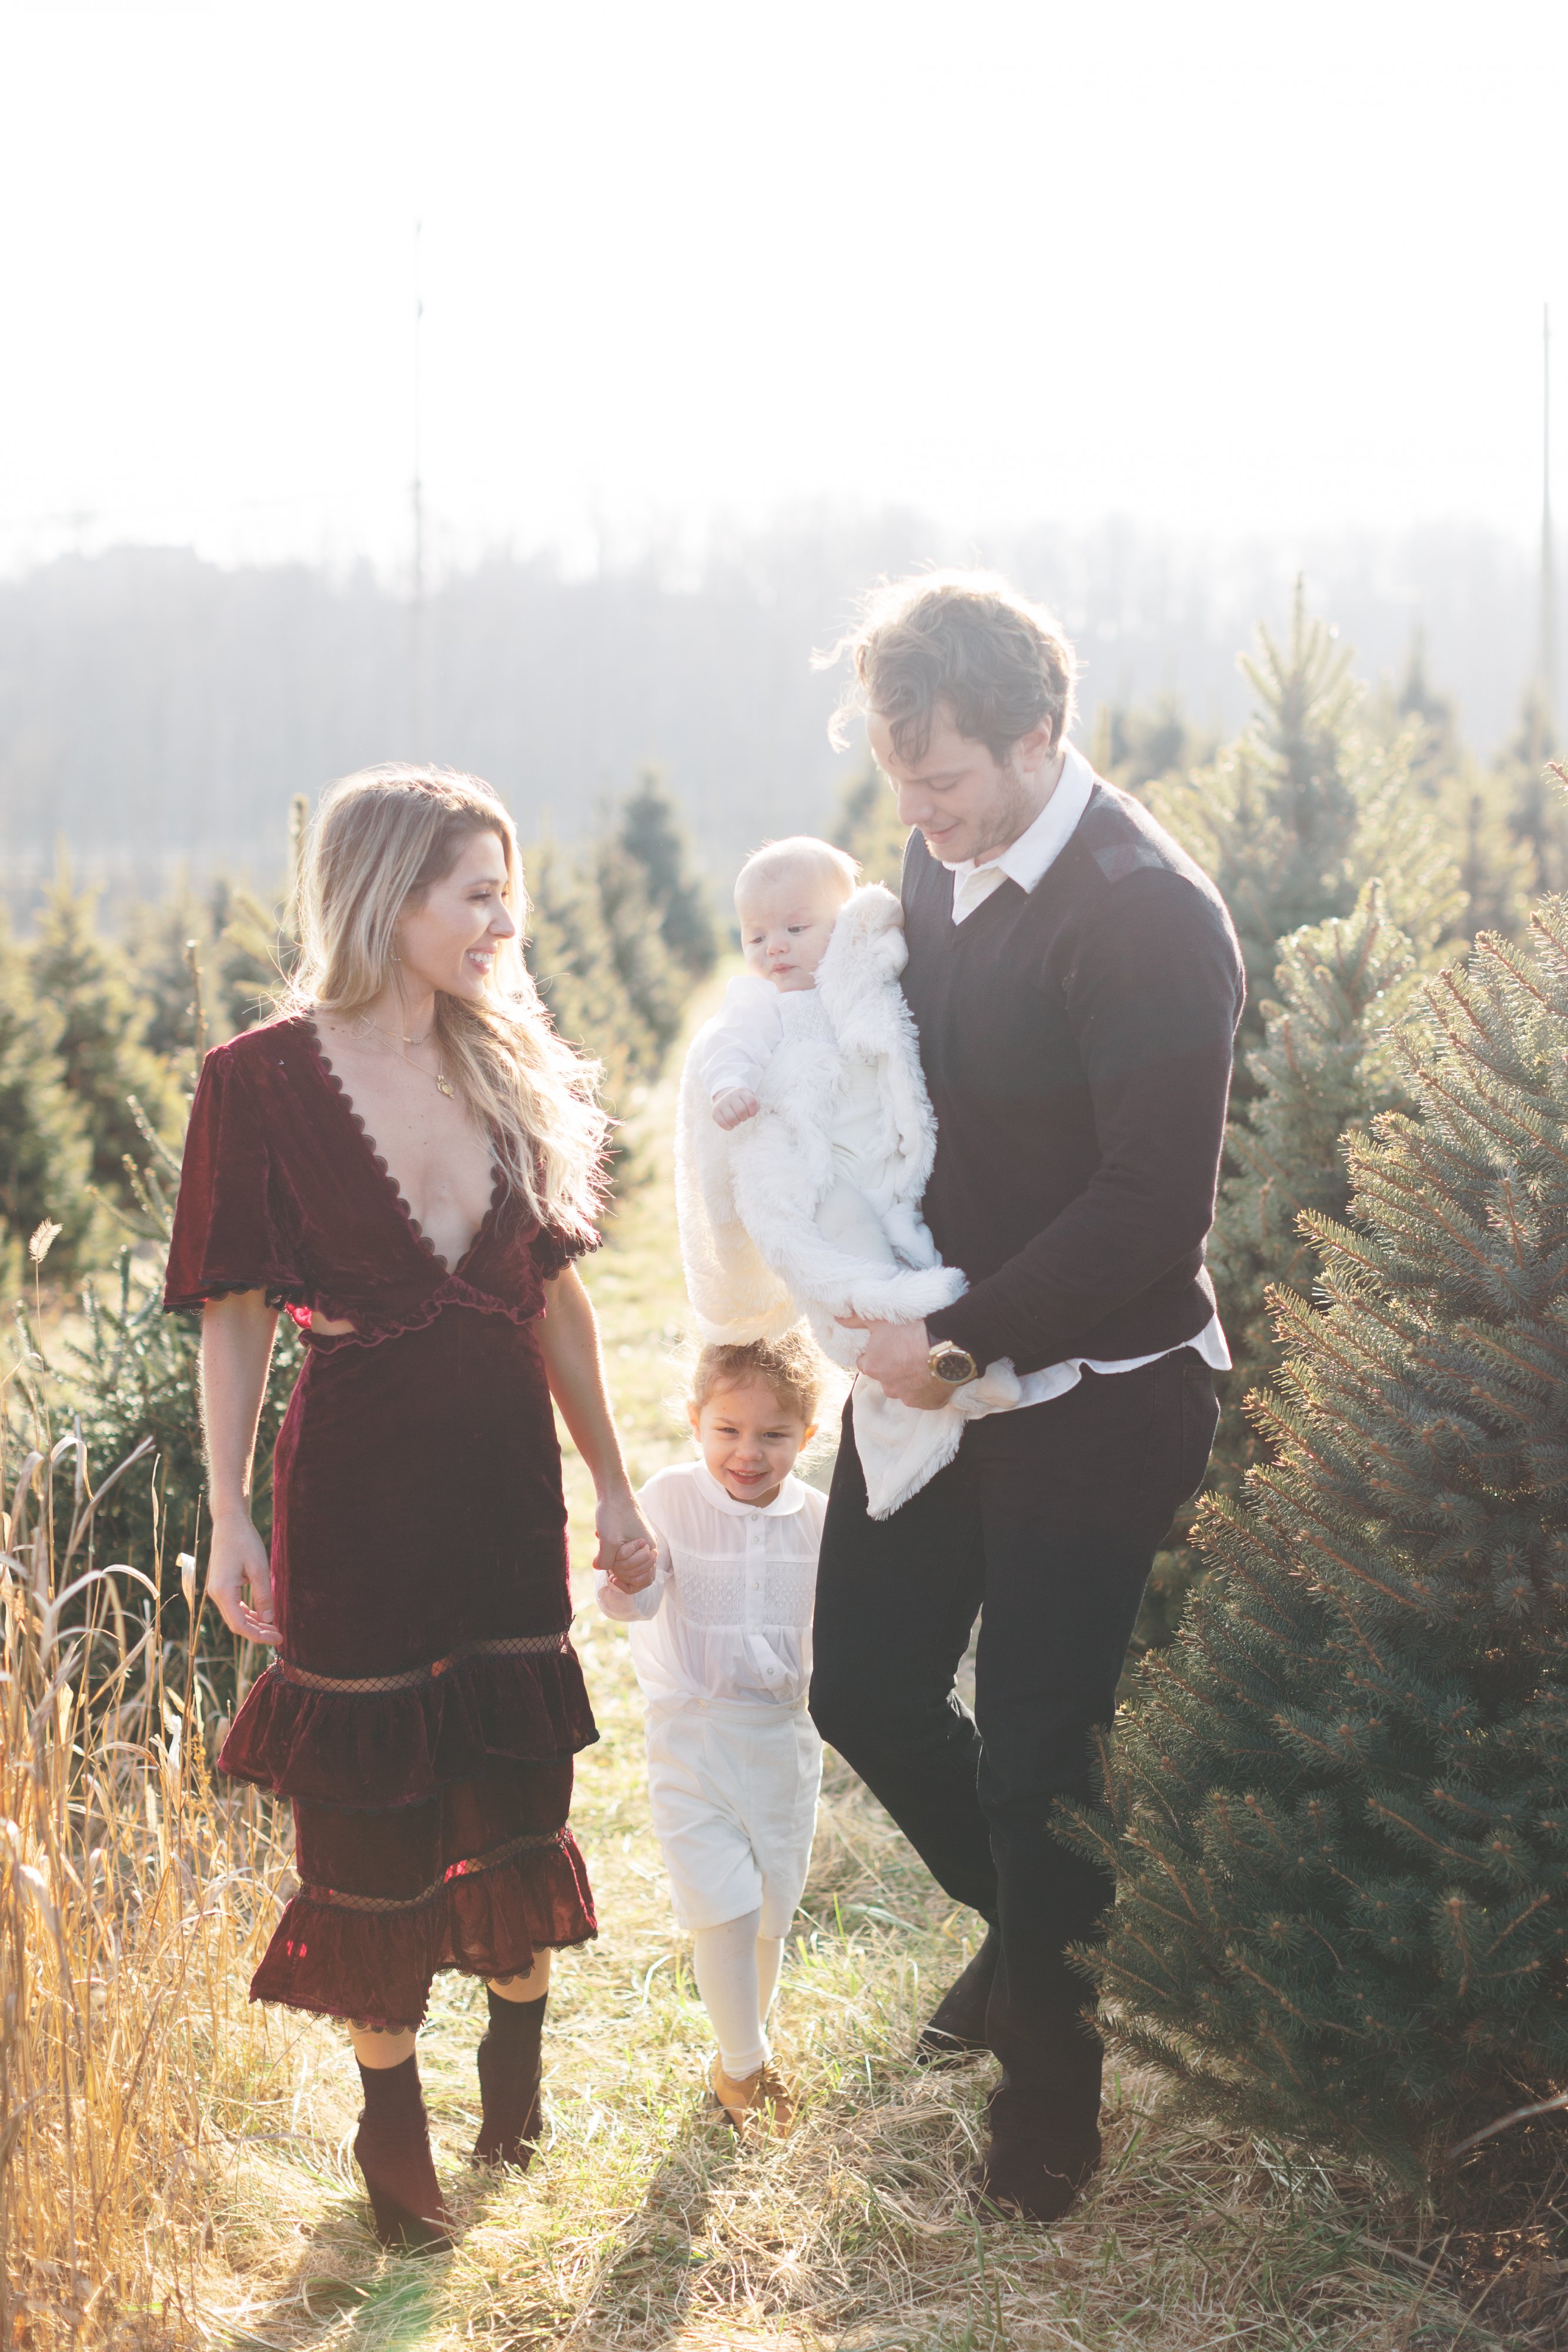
[708,2055,796,2136]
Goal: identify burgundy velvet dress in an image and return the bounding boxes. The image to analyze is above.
[163,1012,599,2032]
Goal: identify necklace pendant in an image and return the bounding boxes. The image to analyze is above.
[436,1073,455,1097]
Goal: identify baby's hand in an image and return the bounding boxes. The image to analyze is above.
[712,1088,760,1131]
[606,1536,657,1593]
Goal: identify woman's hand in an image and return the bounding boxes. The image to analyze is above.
[594,1489,658,1590]
[539,1268,660,1587]
[206,1511,282,1645]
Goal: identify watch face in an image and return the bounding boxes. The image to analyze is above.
[932,1344,977,1384]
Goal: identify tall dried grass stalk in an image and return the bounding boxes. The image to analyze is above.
[0,1353,290,2349]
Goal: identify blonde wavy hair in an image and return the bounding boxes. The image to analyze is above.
[287,764,607,1242]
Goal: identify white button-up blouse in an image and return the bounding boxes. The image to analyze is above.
[594,1461,827,1716]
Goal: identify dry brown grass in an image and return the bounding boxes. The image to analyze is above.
[0,1347,299,2350]
[3,1001,1556,2348]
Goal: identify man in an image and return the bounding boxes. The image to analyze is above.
[810,573,1243,2224]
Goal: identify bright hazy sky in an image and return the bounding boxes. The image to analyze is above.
[1,0,1564,573]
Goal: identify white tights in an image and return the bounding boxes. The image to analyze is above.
[691,1907,784,2079]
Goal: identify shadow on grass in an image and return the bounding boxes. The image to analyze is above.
[213,2163,455,2352]
[300,2263,446,2349]
[562,2103,740,2348]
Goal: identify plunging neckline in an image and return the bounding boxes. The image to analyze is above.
[302,1017,503,1273]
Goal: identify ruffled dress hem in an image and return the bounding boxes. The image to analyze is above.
[250,1828,599,2030]
[217,1634,598,1806]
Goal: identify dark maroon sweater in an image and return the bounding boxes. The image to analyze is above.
[915,777,1243,1375]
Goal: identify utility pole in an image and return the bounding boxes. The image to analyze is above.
[1543,303,1558,721]
[409,218,426,756]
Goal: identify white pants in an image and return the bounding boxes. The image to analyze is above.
[645,1700,823,1935]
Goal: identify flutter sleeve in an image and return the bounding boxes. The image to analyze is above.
[530,1220,602,1281]
[163,1043,305,1313]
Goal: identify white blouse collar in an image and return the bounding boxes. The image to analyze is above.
[693,1462,810,1518]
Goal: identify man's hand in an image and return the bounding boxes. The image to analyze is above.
[712,1088,760,1130]
[206,1511,282,1645]
[594,1489,658,1589]
[836,1315,957,1411]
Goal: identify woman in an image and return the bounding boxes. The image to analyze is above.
[165,765,654,2252]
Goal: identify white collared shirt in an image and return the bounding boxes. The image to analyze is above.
[944,740,1098,923]
[595,1461,827,1715]
[938,736,1230,1402]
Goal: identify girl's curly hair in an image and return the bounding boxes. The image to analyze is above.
[688,1327,826,1427]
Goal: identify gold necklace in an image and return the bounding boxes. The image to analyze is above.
[357,1014,456,1097]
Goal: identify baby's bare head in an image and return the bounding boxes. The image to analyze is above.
[734,837,860,993]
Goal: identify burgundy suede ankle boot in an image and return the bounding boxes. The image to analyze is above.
[353,2054,452,2253]
[473,1987,547,2170]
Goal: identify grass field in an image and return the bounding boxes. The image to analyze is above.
[4,1005,1537,2351]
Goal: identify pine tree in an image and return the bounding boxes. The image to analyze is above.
[1392,627,1462,794]
[523,836,661,1105]
[123,880,219,1073]
[1152,583,1462,1080]
[1136,598,1465,1646]
[1141,886,1425,1643]
[618,767,718,978]
[1495,684,1565,901]
[63,1194,302,1618]
[1214,886,1419,1368]
[1069,893,1568,2177]
[28,863,185,1212]
[591,834,688,1070]
[833,759,908,893]
[1378,634,1533,941]
[0,914,95,1288]
[1088,693,1213,798]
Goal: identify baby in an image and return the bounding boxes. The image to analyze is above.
[695,837,927,1268]
[705,838,849,1126]
[676,836,1018,1518]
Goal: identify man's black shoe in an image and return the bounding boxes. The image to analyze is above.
[972,2127,1101,2227]
[915,1925,998,2063]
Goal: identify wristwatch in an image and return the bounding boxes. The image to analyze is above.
[927,1340,979,1387]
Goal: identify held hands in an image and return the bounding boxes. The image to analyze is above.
[835,1315,955,1411]
[711,1088,760,1131]
[206,1511,282,1645]
[594,1488,659,1592]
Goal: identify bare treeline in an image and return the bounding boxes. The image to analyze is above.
[0,511,1547,898]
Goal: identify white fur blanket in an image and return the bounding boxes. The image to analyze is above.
[675,884,1018,1516]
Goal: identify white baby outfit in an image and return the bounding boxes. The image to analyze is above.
[676,884,1021,1518]
[595,1460,827,1937]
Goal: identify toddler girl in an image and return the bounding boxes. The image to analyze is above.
[596,1330,827,2134]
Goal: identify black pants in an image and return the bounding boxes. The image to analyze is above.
[810,1347,1219,2144]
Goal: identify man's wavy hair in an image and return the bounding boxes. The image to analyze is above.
[824,570,1079,766]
